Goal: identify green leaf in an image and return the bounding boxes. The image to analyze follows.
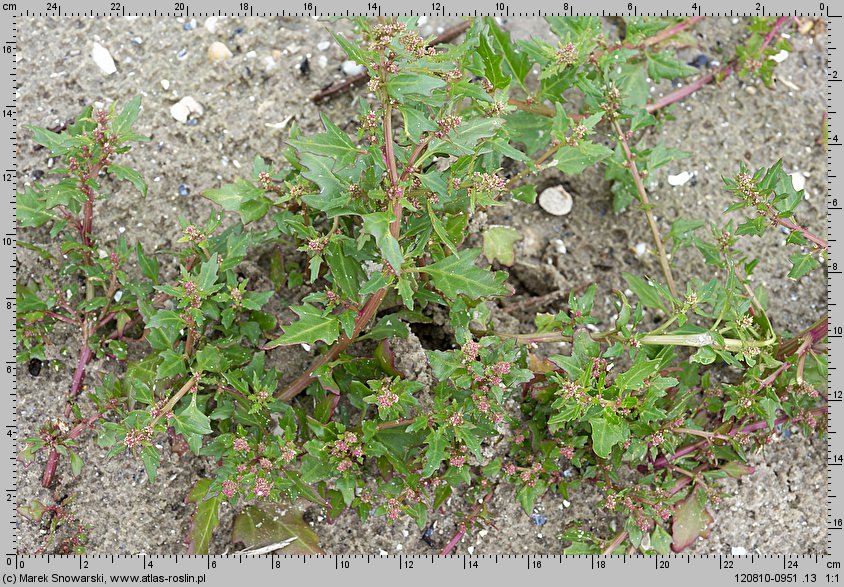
[232,503,324,555]
[325,241,364,301]
[427,204,458,254]
[141,445,160,483]
[204,179,266,220]
[385,73,446,103]
[173,397,212,437]
[615,359,660,391]
[482,226,522,267]
[156,349,187,380]
[18,187,51,228]
[589,412,626,459]
[419,249,509,300]
[292,113,363,169]
[197,255,220,293]
[555,141,613,175]
[69,450,84,476]
[360,314,408,341]
[196,345,222,373]
[485,17,530,88]
[362,212,404,273]
[476,34,510,89]
[647,52,698,82]
[185,479,223,555]
[788,253,820,280]
[109,164,148,197]
[266,304,339,347]
[147,310,185,332]
[421,428,447,478]
[671,488,713,552]
[136,242,160,283]
[622,272,667,312]
[512,185,537,204]
[298,153,349,213]
[113,95,142,136]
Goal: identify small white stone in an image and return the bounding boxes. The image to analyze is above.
[467,546,474,555]
[342,60,365,76]
[91,42,117,75]
[118,226,126,234]
[98,249,108,259]
[770,50,789,63]
[245,50,257,59]
[208,41,233,63]
[790,171,806,192]
[160,79,170,90]
[731,546,747,556]
[550,238,567,254]
[317,55,328,68]
[538,185,573,216]
[317,41,330,51]
[563,499,571,508]
[379,549,388,556]
[667,171,693,186]
[301,343,312,352]
[634,242,647,257]
[204,16,218,33]
[113,290,123,303]
[170,96,204,123]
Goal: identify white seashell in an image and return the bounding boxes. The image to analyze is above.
[342,60,365,76]
[207,41,233,63]
[91,42,116,75]
[538,185,573,216]
[790,171,806,192]
[667,171,693,186]
[170,96,204,123]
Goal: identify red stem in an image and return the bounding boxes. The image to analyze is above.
[643,16,704,47]
[41,450,58,488]
[647,15,790,114]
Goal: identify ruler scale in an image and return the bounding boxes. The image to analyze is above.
[1,1,839,584]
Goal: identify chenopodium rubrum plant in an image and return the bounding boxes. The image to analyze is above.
[16,14,825,555]
[17,98,151,488]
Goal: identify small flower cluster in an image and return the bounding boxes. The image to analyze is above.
[368,21,407,53]
[123,426,153,448]
[331,431,364,473]
[554,42,578,67]
[469,172,507,195]
[399,31,435,59]
[434,115,462,139]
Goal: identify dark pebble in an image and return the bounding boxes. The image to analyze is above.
[183,21,195,31]
[689,54,709,68]
[30,169,44,181]
[177,48,188,60]
[530,513,547,526]
[231,27,245,38]
[298,56,310,76]
[178,183,190,196]
[27,358,42,377]
[186,118,199,126]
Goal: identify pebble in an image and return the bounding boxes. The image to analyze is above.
[160,79,170,90]
[204,17,219,34]
[689,54,709,68]
[28,358,42,377]
[634,242,647,257]
[538,185,573,216]
[178,183,190,196]
[530,514,547,526]
[550,238,567,255]
[317,41,330,51]
[667,171,693,186]
[731,546,747,556]
[170,96,204,123]
[131,36,143,45]
[790,171,806,191]
[317,55,328,68]
[176,48,188,60]
[91,42,117,75]
[208,41,232,63]
[342,60,365,76]
[298,56,310,76]
[183,19,196,31]
[770,49,789,63]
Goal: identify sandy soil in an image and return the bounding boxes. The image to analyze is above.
[14,15,828,555]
